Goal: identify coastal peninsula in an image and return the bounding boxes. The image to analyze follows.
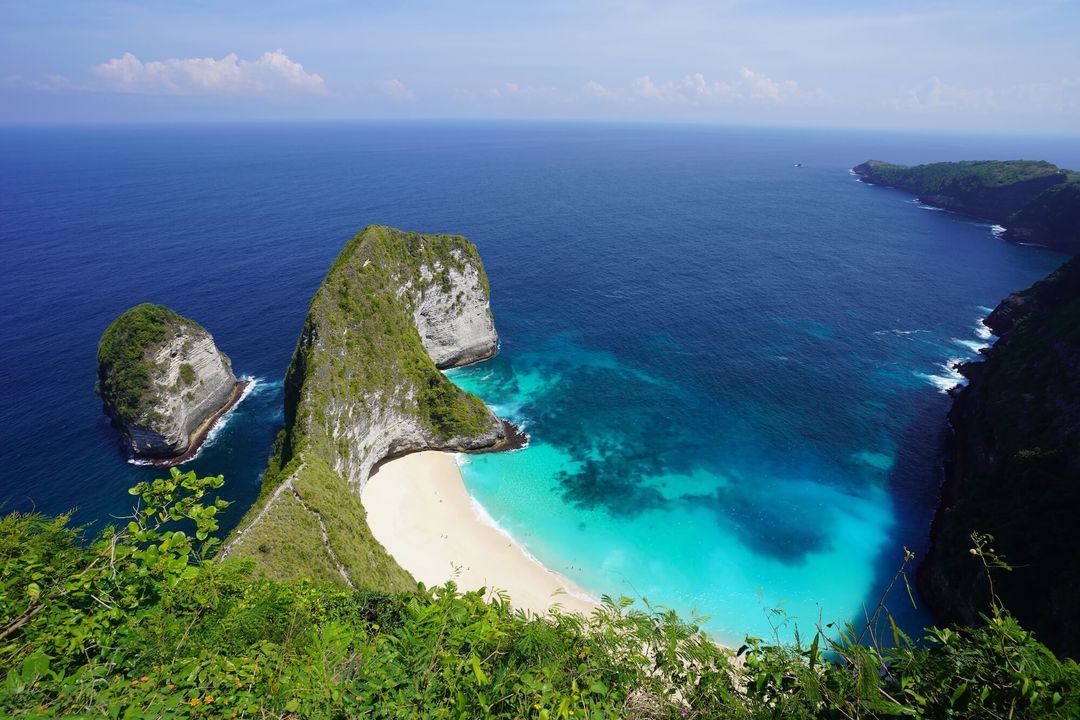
[223,225,520,590]
[853,159,1080,253]
[97,303,245,464]
[855,159,1080,656]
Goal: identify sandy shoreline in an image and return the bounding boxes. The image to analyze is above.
[363,451,598,617]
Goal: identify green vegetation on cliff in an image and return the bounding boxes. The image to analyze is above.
[919,257,1080,659]
[2,473,1077,718]
[97,303,197,424]
[852,159,1080,252]
[224,226,503,590]
[855,159,1064,194]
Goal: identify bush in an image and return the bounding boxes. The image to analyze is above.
[1,473,1077,718]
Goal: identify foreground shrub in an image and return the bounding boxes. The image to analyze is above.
[1,472,1076,718]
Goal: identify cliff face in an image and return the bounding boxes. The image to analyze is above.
[919,258,1080,658]
[414,259,497,368]
[97,304,240,461]
[1007,180,1080,253]
[223,226,507,590]
[852,160,1080,254]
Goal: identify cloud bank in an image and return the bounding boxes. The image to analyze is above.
[91,50,326,96]
[626,69,819,105]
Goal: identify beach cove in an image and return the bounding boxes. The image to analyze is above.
[363,451,597,616]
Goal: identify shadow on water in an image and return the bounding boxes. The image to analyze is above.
[847,391,948,642]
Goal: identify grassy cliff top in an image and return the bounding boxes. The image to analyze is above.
[96,303,199,424]
[226,225,500,590]
[853,159,1078,234]
[857,159,1065,190]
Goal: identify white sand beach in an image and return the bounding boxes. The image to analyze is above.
[362,451,599,616]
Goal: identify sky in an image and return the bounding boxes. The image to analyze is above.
[1,1,1078,134]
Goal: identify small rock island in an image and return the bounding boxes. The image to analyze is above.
[97,303,246,464]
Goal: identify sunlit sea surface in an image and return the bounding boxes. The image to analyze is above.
[1,122,1074,644]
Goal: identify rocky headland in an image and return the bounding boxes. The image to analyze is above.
[97,303,245,464]
[918,257,1080,658]
[223,225,514,589]
[852,159,1080,254]
[855,159,1080,656]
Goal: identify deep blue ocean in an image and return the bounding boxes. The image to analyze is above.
[1,122,1075,645]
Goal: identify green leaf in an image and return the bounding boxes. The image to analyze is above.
[950,682,969,707]
[470,654,488,685]
[284,699,300,712]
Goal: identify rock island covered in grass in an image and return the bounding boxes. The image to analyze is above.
[852,159,1080,253]
[224,225,518,589]
[96,303,245,464]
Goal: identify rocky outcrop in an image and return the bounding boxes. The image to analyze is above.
[852,160,1080,254]
[414,260,497,368]
[919,257,1080,658]
[223,226,512,589]
[97,303,242,463]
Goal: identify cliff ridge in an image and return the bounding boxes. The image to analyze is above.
[223,225,510,590]
[918,257,1080,658]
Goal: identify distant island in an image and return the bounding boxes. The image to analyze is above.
[852,159,1080,254]
[96,303,247,464]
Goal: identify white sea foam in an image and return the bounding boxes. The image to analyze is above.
[125,375,259,466]
[975,319,995,341]
[915,360,967,394]
[977,305,995,314]
[126,457,155,467]
[952,337,990,354]
[874,328,928,338]
[990,224,1007,239]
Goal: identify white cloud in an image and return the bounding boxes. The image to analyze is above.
[631,69,815,105]
[91,50,326,96]
[486,81,559,101]
[377,78,415,101]
[583,80,615,100]
[1,74,72,91]
[891,76,1079,115]
[738,68,816,102]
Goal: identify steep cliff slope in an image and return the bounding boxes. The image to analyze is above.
[97,303,241,462]
[1009,179,1080,252]
[223,226,508,589]
[852,160,1080,253]
[919,257,1080,658]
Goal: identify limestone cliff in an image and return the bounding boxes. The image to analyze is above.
[918,257,1080,658]
[223,226,509,589]
[97,304,242,462]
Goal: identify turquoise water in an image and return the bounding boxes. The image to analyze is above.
[1,122,1074,646]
